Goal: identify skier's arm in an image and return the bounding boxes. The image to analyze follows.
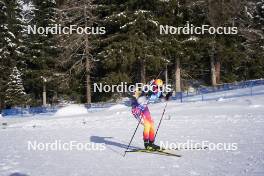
[131,96,146,124]
[164,91,173,101]
[131,106,144,125]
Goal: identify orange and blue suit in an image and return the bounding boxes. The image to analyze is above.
[131,90,162,143]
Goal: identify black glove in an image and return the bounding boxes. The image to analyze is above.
[165,92,173,101]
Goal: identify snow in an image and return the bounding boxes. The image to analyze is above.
[183,85,264,102]
[134,10,150,15]
[18,0,35,23]
[54,104,88,117]
[8,31,16,39]
[149,19,159,26]
[120,19,137,29]
[116,12,126,17]
[0,87,264,176]
[188,36,199,41]
[108,104,127,111]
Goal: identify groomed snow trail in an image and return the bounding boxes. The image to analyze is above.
[0,89,264,176]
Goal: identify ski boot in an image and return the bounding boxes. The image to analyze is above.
[144,141,151,149]
[144,140,155,150]
[149,141,161,151]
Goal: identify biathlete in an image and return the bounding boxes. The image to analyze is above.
[130,79,171,150]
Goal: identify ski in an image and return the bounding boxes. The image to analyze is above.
[126,149,182,157]
[169,146,209,151]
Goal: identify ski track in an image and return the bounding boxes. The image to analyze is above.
[0,92,264,176]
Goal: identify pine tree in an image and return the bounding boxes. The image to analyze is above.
[58,0,100,104]
[247,0,264,79]
[19,0,35,66]
[0,0,24,69]
[22,0,60,105]
[237,0,264,80]
[97,0,164,85]
[158,0,202,91]
[256,0,264,25]
[5,67,28,107]
[19,0,35,23]
[25,0,58,66]
[0,0,25,109]
[0,0,8,109]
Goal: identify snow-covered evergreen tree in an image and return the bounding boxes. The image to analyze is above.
[19,0,35,24]
[0,0,25,108]
[0,0,8,109]
[255,0,264,29]
[5,67,28,107]
[239,0,264,80]
[158,0,201,91]
[21,0,60,105]
[97,0,164,84]
[0,0,23,64]
[26,0,58,64]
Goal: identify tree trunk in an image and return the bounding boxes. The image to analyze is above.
[0,97,3,111]
[165,64,168,86]
[175,58,181,92]
[43,82,47,107]
[215,59,221,84]
[85,57,91,104]
[84,5,91,105]
[140,59,146,83]
[210,54,217,87]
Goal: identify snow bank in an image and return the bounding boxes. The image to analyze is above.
[108,104,127,111]
[54,104,88,117]
[249,104,262,108]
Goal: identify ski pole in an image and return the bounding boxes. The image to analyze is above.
[155,70,164,80]
[154,102,168,140]
[123,114,143,157]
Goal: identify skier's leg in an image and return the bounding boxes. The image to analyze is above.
[143,120,151,148]
[142,107,156,149]
[148,123,160,150]
[144,107,160,150]
[149,121,155,143]
[147,117,161,149]
[142,107,155,141]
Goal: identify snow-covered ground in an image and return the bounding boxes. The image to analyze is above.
[183,85,264,102]
[0,87,264,176]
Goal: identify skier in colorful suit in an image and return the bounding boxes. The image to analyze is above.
[131,79,171,150]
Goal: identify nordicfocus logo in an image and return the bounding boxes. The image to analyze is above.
[27,24,106,35]
[160,21,238,35]
[27,140,106,151]
[160,140,238,151]
[93,82,173,93]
